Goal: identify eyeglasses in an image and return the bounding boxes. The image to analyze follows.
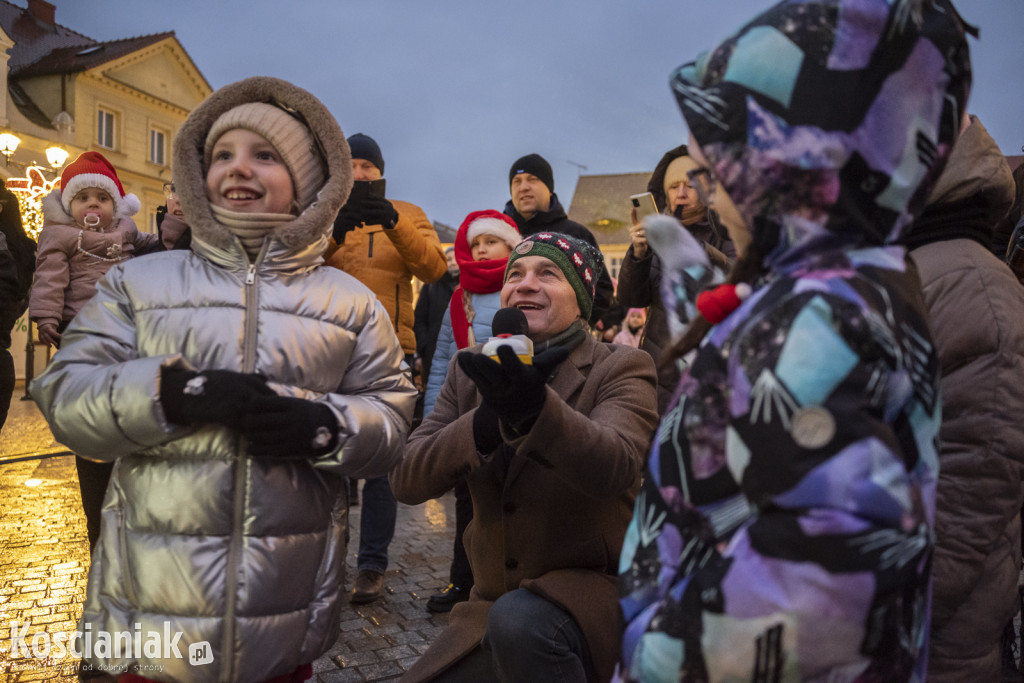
[686,167,716,207]
[162,183,176,200]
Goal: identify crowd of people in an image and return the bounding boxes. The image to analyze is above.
[5,0,1024,681]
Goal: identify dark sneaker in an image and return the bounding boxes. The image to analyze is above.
[350,570,384,604]
[426,583,470,613]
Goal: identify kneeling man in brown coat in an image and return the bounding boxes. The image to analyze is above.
[391,232,658,682]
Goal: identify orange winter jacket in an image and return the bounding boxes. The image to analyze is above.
[325,199,446,354]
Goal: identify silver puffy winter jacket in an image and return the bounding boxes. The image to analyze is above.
[30,77,417,682]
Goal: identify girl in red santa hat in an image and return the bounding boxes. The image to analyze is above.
[421,208,521,612]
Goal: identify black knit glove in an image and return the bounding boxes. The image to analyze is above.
[472,401,503,454]
[332,203,362,244]
[360,195,399,229]
[160,368,275,429]
[457,345,570,432]
[241,395,339,459]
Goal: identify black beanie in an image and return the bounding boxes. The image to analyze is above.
[347,133,384,175]
[509,153,554,193]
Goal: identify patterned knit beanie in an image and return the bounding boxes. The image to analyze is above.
[60,151,140,218]
[204,102,326,210]
[505,231,604,320]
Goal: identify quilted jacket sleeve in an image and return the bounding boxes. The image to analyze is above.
[382,200,447,284]
[29,225,73,329]
[29,265,194,459]
[313,298,417,478]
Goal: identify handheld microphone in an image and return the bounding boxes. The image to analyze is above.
[481,307,534,365]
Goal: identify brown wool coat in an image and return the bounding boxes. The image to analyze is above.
[390,334,659,682]
[325,200,446,354]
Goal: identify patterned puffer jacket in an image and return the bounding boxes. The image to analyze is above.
[617,1,972,681]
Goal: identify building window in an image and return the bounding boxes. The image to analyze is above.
[97,108,115,149]
[609,256,623,282]
[149,128,166,166]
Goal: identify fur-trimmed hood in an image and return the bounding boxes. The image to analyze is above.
[173,76,352,254]
[42,187,76,227]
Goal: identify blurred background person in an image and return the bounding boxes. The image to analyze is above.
[0,179,33,433]
[612,308,646,348]
[617,144,734,412]
[325,132,447,604]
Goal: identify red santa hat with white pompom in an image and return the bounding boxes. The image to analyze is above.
[59,151,140,219]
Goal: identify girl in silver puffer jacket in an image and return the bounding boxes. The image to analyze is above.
[31,76,417,682]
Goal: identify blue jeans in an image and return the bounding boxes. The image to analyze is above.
[356,475,396,573]
[484,588,594,683]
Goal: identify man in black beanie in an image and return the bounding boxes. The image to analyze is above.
[503,153,614,323]
[325,132,447,605]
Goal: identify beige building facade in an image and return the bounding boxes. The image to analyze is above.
[0,0,211,379]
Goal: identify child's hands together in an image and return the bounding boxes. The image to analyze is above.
[241,395,339,459]
[160,368,275,430]
[161,367,340,459]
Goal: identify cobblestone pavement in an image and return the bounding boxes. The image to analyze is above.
[0,389,457,682]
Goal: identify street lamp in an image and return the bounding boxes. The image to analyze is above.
[45,145,69,171]
[0,132,20,166]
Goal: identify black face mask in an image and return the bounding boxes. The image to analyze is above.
[673,203,707,226]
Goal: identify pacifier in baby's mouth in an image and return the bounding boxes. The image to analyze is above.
[84,213,101,227]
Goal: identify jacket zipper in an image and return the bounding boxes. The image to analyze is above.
[367,231,374,258]
[394,283,401,333]
[222,248,266,681]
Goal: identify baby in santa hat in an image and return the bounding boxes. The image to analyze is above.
[30,150,157,348]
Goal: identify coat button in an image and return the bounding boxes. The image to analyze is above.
[505,558,518,570]
[503,501,516,514]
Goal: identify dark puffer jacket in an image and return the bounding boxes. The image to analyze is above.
[903,116,1024,683]
[504,193,615,323]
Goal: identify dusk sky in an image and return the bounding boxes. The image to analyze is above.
[52,0,1024,228]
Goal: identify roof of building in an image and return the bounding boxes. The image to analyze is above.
[433,221,457,244]
[8,78,51,127]
[0,0,93,71]
[11,31,175,79]
[566,172,649,246]
[0,1,210,132]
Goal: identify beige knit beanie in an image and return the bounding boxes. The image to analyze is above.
[203,102,326,211]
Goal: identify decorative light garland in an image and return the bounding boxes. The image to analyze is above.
[8,166,58,241]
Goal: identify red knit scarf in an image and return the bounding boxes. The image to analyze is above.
[450,257,507,349]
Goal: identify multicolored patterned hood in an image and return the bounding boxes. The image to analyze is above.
[671,0,972,269]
